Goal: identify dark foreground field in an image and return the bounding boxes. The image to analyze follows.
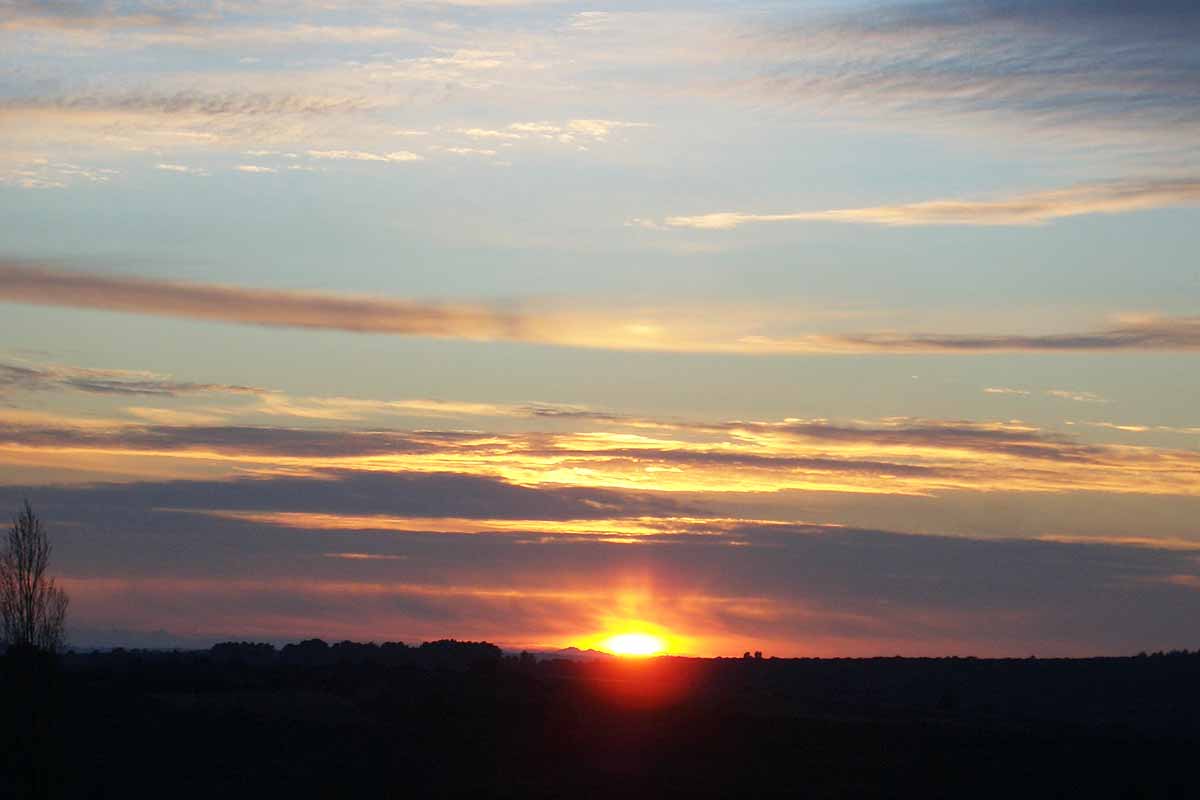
[3,641,1197,799]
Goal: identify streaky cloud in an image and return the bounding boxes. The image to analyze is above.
[814,317,1200,353]
[756,0,1200,146]
[13,475,1200,655]
[2,262,1198,353]
[659,179,1200,229]
[0,262,522,340]
[2,91,374,117]
[0,0,189,31]
[1047,389,1108,403]
[307,149,423,163]
[3,414,1199,496]
[0,468,691,521]
[0,360,264,397]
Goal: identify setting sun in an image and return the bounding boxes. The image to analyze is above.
[602,632,667,657]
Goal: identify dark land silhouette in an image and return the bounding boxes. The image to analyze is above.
[2,640,1198,798]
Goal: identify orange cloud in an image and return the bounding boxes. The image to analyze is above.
[3,413,1199,497]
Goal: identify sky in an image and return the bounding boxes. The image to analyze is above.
[1,0,1198,657]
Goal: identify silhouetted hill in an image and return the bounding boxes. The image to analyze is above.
[2,642,1197,798]
[548,646,614,661]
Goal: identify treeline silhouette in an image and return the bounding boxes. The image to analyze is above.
[211,638,503,669]
[3,640,1198,798]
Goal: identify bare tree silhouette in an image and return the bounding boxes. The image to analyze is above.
[1,501,69,654]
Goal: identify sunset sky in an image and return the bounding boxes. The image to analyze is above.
[2,0,1198,656]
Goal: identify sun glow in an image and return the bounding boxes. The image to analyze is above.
[602,632,667,657]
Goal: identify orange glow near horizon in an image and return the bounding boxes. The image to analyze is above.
[601,632,668,657]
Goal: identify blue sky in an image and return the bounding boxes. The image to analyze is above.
[1,0,1198,655]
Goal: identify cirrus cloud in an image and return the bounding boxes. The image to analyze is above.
[654,179,1200,230]
[751,0,1200,149]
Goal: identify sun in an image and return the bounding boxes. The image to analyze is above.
[601,632,667,657]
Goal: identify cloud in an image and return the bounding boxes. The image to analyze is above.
[0,357,622,426]
[235,164,276,173]
[455,128,523,140]
[752,317,1200,353]
[0,3,433,48]
[248,394,631,424]
[378,47,519,90]
[723,418,1103,463]
[3,411,1199,497]
[562,119,652,140]
[507,119,651,144]
[656,179,1200,230]
[0,262,521,340]
[323,552,407,561]
[123,407,233,426]
[2,469,690,521]
[0,158,119,189]
[2,263,1199,353]
[0,360,263,397]
[0,0,190,31]
[431,146,497,156]
[1076,421,1200,436]
[4,403,1200,655]
[3,91,372,117]
[0,423,448,459]
[306,149,423,163]
[542,446,944,477]
[9,472,1200,654]
[984,387,1030,396]
[441,120,651,153]
[209,510,745,542]
[1047,389,1109,404]
[156,163,209,176]
[753,0,1200,147]
[0,88,381,155]
[250,394,527,422]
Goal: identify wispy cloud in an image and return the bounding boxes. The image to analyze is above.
[508,119,651,143]
[0,3,431,47]
[3,91,373,117]
[4,413,1199,497]
[0,361,263,397]
[655,179,1200,230]
[4,468,690,522]
[743,317,1200,354]
[0,158,119,189]
[0,263,521,340]
[0,0,190,32]
[2,263,1199,353]
[306,149,423,163]
[751,0,1200,148]
[1075,421,1200,436]
[1048,389,1108,404]
[156,163,209,176]
[430,146,497,157]
[444,120,651,149]
[250,394,597,422]
[0,89,383,161]
[984,387,1030,397]
[456,127,523,141]
[323,552,407,561]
